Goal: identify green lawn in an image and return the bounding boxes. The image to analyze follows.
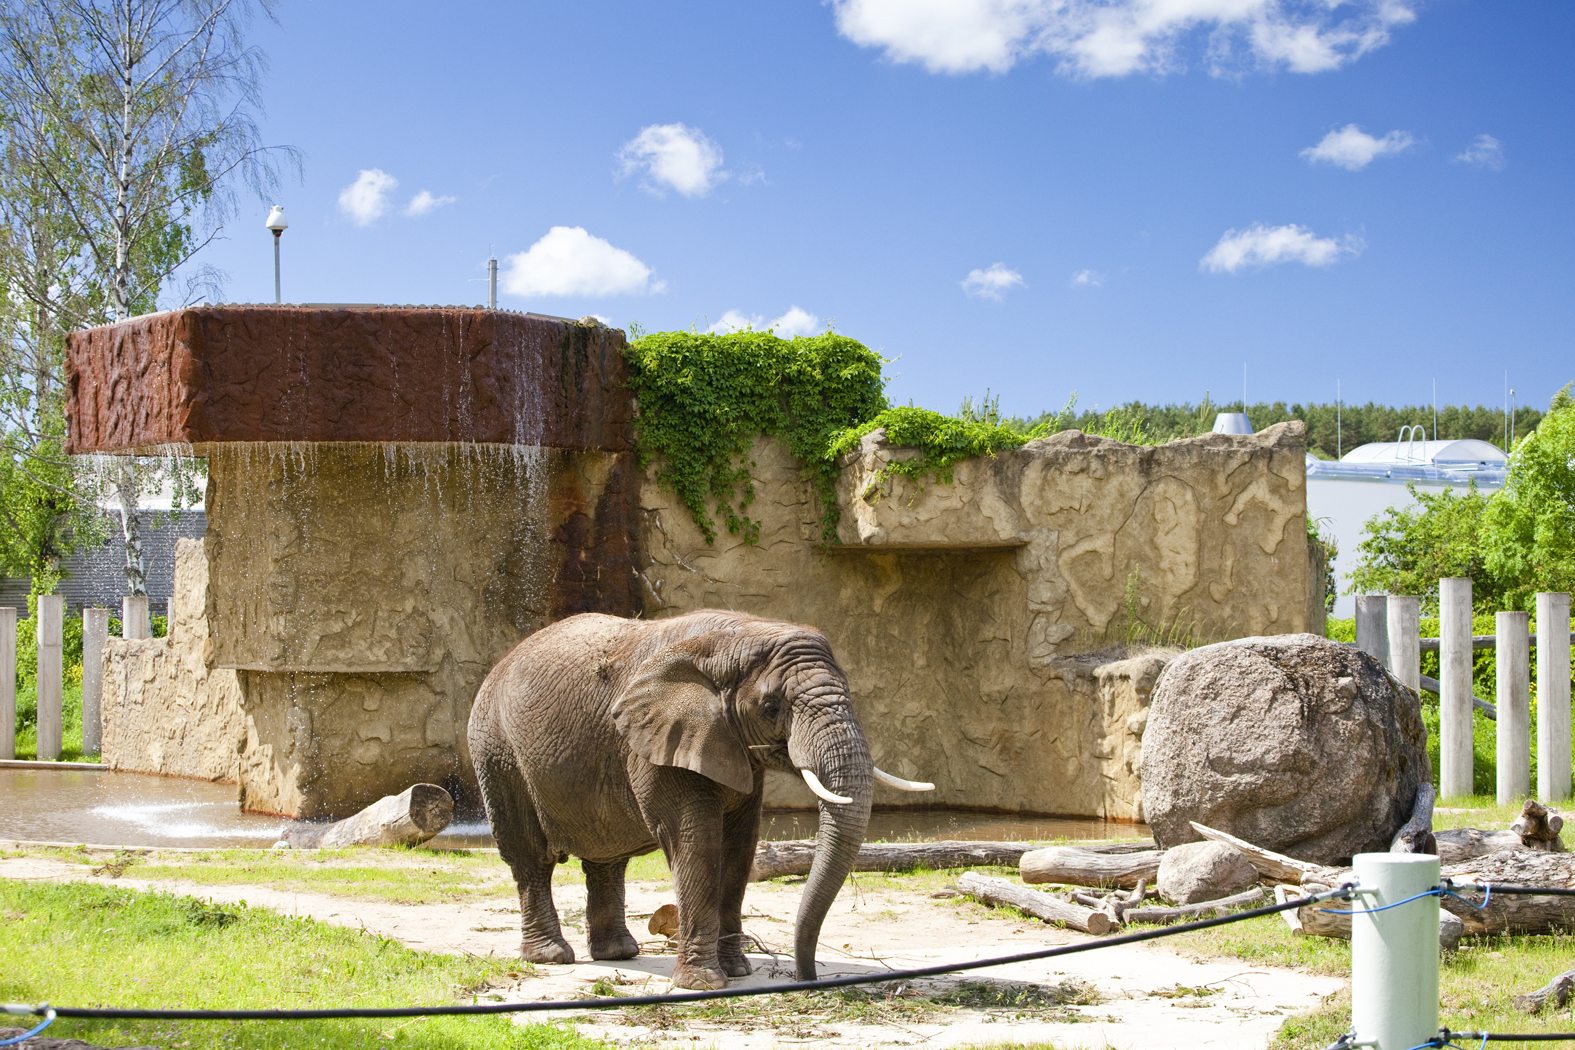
[0,879,606,1050]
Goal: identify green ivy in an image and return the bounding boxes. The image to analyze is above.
[825,406,1042,495]
[623,330,888,545]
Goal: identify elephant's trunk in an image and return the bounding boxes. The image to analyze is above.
[788,708,873,982]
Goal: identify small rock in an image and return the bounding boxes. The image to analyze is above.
[1156,841,1259,905]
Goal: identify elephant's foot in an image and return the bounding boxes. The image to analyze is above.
[720,954,754,978]
[589,928,640,961]
[521,936,574,965]
[670,963,728,991]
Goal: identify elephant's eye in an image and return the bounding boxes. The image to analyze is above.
[761,694,783,719]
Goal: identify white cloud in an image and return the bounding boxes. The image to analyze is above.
[405,190,457,216]
[961,263,1024,300]
[709,310,763,334]
[618,124,727,197]
[1300,124,1414,170]
[708,305,822,337]
[1455,134,1505,170]
[1200,223,1362,274]
[1070,268,1103,287]
[770,305,820,337]
[501,226,665,298]
[338,169,398,226]
[829,0,1415,78]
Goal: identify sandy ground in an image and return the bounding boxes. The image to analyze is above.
[1,854,1343,1049]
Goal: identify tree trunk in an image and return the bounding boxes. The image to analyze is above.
[1390,782,1437,854]
[957,871,1113,935]
[278,784,454,849]
[1514,969,1575,1015]
[1019,846,1164,889]
[1188,822,1338,884]
[115,464,146,596]
[751,839,1039,881]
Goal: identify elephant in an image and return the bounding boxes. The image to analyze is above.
[467,609,932,991]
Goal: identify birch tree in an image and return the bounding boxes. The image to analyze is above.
[0,0,293,594]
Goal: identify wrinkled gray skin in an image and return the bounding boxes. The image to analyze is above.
[468,610,874,991]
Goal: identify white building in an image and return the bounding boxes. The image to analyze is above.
[1305,438,1506,617]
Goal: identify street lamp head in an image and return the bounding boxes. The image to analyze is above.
[265,205,288,232]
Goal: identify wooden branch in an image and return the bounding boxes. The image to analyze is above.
[279,784,453,849]
[1123,887,1266,925]
[1275,885,1305,935]
[1019,846,1164,889]
[1510,799,1566,852]
[1440,849,1575,936]
[1514,969,1575,1015]
[1391,783,1438,855]
[749,839,1040,881]
[957,871,1114,935]
[1188,822,1337,885]
[1294,895,1464,951]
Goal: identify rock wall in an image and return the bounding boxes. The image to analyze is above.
[101,539,246,781]
[638,423,1311,817]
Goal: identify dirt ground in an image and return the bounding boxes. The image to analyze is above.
[1,852,1343,1049]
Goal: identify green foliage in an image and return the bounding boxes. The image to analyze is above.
[826,405,1038,494]
[1481,392,1575,607]
[1346,482,1504,613]
[624,329,887,544]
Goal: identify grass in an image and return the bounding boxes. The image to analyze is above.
[0,879,605,1050]
[11,680,96,762]
[16,845,674,904]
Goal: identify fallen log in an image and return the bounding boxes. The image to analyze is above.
[957,871,1114,935]
[278,783,453,849]
[1391,783,1438,855]
[1294,891,1464,951]
[1441,848,1575,935]
[749,839,1041,881]
[1434,827,1523,863]
[1515,968,1575,1015]
[1019,846,1163,889]
[1123,887,1266,925]
[1188,822,1338,885]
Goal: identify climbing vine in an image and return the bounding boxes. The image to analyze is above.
[825,405,1042,495]
[624,329,888,545]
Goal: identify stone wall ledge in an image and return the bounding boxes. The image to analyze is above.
[835,421,1307,550]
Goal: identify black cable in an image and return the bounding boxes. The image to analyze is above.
[23,886,1353,1022]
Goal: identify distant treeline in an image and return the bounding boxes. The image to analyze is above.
[1008,399,1544,460]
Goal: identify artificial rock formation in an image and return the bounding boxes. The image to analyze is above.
[71,306,1320,820]
[1140,634,1430,865]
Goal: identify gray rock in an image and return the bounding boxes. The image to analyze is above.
[0,1028,155,1050]
[1139,633,1429,866]
[1156,841,1259,904]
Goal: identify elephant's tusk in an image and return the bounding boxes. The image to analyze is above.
[873,766,934,792]
[800,769,852,805]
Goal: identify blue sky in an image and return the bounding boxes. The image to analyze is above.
[196,0,1574,420]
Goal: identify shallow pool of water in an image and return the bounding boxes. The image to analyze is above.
[0,767,1147,849]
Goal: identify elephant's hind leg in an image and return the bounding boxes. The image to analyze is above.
[582,858,640,960]
[477,756,574,965]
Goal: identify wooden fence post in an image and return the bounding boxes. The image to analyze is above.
[36,595,63,761]
[0,607,15,760]
[1497,610,1531,804]
[82,607,110,757]
[1538,593,1572,802]
[1440,578,1474,799]
[1356,594,1391,669]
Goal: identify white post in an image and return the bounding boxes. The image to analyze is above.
[0,607,15,760]
[36,595,63,761]
[488,256,498,309]
[122,595,149,640]
[1440,578,1474,799]
[82,608,109,757]
[1539,593,1573,802]
[1351,852,1441,1050]
[1356,594,1391,669]
[1387,596,1421,694]
[1497,610,1531,804]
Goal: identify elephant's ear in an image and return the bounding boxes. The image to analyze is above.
[611,643,754,794]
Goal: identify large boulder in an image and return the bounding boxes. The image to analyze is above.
[1139,633,1429,865]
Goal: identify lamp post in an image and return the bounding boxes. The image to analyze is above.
[265,205,288,303]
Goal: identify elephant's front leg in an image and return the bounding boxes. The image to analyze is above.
[654,790,728,990]
[582,858,640,960]
[717,784,765,977]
